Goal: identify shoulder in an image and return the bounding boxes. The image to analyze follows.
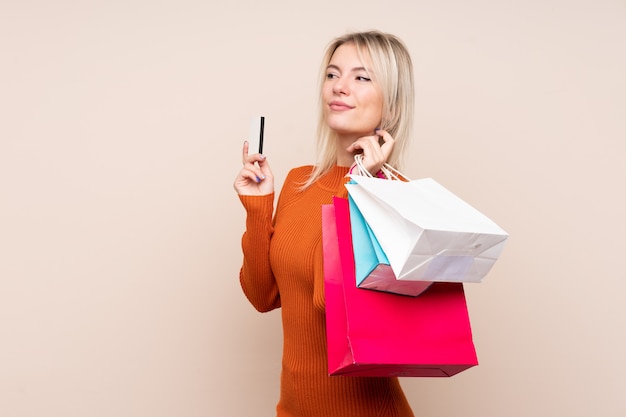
[281,165,314,190]
[275,166,313,207]
[285,165,314,182]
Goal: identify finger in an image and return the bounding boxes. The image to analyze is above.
[346,135,376,152]
[362,136,385,160]
[238,167,265,184]
[376,129,395,159]
[347,138,382,172]
[376,129,394,145]
[241,162,267,183]
[250,153,270,174]
[242,140,251,164]
[256,157,272,176]
[243,154,267,171]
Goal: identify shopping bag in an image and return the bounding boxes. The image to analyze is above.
[322,197,478,377]
[345,170,508,287]
[348,194,432,297]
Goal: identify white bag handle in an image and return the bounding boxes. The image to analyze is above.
[352,154,409,182]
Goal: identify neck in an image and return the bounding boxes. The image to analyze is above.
[335,134,360,167]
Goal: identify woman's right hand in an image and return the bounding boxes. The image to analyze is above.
[233,141,274,196]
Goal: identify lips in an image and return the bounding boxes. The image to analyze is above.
[329,100,354,111]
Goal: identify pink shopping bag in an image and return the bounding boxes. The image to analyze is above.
[322,197,478,377]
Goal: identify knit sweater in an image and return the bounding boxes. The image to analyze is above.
[239,165,414,417]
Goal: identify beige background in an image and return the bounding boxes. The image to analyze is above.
[1,0,625,416]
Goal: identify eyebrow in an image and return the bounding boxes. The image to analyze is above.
[326,64,370,73]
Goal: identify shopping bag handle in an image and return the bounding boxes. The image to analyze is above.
[352,154,409,182]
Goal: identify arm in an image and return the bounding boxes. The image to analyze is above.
[238,193,281,312]
[234,141,280,312]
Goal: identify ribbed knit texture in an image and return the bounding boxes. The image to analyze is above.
[239,165,414,417]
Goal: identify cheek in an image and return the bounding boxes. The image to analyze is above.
[321,83,333,100]
[367,99,384,121]
[365,90,383,114]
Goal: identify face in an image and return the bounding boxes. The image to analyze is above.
[322,43,383,138]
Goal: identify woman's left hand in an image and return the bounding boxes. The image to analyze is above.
[346,129,395,175]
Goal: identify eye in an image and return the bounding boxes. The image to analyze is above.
[326,72,338,79]
[356,75,371,82]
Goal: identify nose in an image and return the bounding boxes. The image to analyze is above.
[332,77,349,95]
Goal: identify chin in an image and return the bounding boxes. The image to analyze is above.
[326,121,356,134]
[330,126,372,137]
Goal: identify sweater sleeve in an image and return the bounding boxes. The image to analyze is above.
[238,193,281,312]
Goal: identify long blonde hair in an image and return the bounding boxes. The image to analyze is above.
[303,30,415,188]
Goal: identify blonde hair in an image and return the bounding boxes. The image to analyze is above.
[303,30,415,188]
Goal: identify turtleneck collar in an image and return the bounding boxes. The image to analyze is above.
[316,165,351,192]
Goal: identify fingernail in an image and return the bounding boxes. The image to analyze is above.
[259,154,266,160]
[255,176,261,183]
[260,174,266,179]
[374,128,380,132]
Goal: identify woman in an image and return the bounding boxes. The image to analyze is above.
[233,30,415,417]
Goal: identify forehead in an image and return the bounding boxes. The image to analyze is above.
[329,43,372,68]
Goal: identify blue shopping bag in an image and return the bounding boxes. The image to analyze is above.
[348,194,432,297]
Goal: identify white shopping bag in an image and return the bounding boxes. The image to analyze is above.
[345,174,508,284]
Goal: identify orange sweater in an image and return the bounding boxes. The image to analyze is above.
[239,165,414,417]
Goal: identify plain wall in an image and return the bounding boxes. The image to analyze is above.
[1,0,625,416]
